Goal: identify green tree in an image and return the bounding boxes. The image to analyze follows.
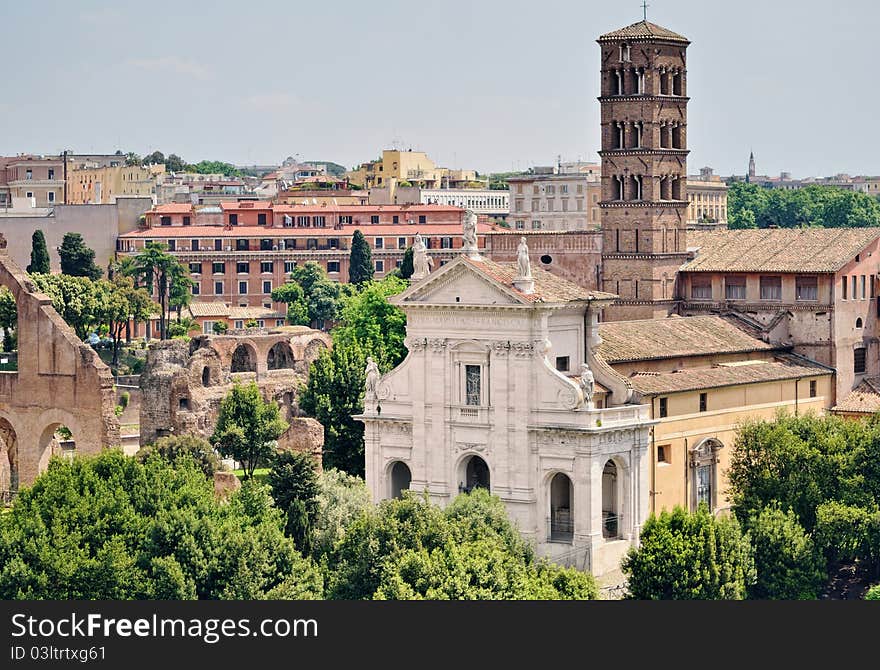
[167,317,199,338]
[58,232,102,280]
[26,230,50,274]
[284,499,313,556]
[28,273,103,340]
[866,584,880,600]
[324,489,598,600]
[165,153,186,172]
[143,150,165,166]
[348,229,373,285]
[103,274,155,366]
[187,160,242,177]
[333,275,408,370]
[211,382,289,479]
[622,505,756,600]
[299,342,367,476]
[0,287,16,352]
[136,434,223,478]
[312,468,372,557]
[124,152,142,167]
[267,450,320,552]
[130,242,186,340]
[271,281,310,326]
[168,263,194,322]
[0,451,322,599]
[399,246,414,279]
[747,506,826,600]
[212,321,228,334]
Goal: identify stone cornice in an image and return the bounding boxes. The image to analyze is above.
[682,300,835,312]
[598,149,689,157]
[598,95,690,103]
[599,200,689,208]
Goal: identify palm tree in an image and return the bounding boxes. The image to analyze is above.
[130,242,178,340]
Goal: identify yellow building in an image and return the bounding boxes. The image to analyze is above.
[595,315,834,515]
[346,149,480,189]
[67,164,164,204]
[687,167,728,228]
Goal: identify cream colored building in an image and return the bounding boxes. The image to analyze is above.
[357,249,654,575]
[347,149,481,190]
[596,315,833,515]
[687,167,728,228]
[508,171,602,231]
[68,164,164,204]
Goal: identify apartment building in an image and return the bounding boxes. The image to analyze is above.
[507,169,602,230]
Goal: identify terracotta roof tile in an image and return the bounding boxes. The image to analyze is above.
[598,20,689,43]
[597,315,774,363]
[462,256,617,304]
[187,302,229,317]
[627,355,830,395]
[684,228,880,273]
[832,377,880,414]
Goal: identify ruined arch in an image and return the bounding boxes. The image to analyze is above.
[303,338,327,366]
[230,342,257,373]
[267,341,295,370]
[0,416,19,495]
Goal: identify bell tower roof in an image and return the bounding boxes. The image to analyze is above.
[597,20,689,44]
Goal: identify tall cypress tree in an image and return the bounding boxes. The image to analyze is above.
[399,246,414,280]
[348,229,373,285]
[26,230,50,274]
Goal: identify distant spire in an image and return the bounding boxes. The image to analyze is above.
[642,1,649,20]
[748,150,756,182]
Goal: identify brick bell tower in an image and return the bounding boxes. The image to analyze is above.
[597,19,690,321]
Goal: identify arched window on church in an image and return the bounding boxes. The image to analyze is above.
[619,43,631,63]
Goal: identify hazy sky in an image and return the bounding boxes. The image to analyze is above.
[3,0,878,178]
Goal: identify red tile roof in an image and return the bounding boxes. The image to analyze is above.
[220,201,274,211]
[150,203,194,214]
[832,377,880,415]
[120,222,493,239]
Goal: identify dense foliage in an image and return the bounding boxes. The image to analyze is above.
[729,413,880,583]
[211,382,289,479]
[727,182,880,229]
[622,505,756,600]
[271,261,341,327]
[136,434,223,478]
[323,489,598,600]
[0,451,322,599]
[0,286,16,351]
[58,233,102,280]
[311,468,372,558]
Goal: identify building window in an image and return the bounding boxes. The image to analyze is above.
[842,276,848,300]
[857,317,864,329]
[555,356,570,372]
[531,220,541,230]
[297,216,311,227]
[699,392,707,412]
[229,213,238,226]
[620,43,631,62]
[418,215,427,224]
[25,169,32,180]
[260,261,273,273]
[854,347,867,374]
[809,380,817,398]
[760,276,782,301]
[690,439,721,512]
[327,261,340,273]
[659,397,668,418]
[375,260,384,273]
[234,320,243,329]
[725,276,746,300]
[441,237,453,249]
[374,238,384,249]
[515,220,525,230]
[191,282,200,295]
[167,240,176,251]
[160,216,171,226]
[392,215,399,224]
[236,262,249,274]
[260,239,272,251]
[214,239,223,251]
[262,280,272,294]
[47,168,54,180]
[238,281,247,295]
[691,276,712,300]
[852,275,858,300]
[862,275,867,300]
[183,216,191,226]
[371,215,380,224]
[203,321,215,334]
[276,319,285,327]
[189,262,202,274]
[398,237,406,249]
[313,215,326,228]
[657,444,670,464]
[214,281,223,295]
[236,239,248,251]
[191,239,199,251]
[339,215,352,224]
[284,261,296,274]
[47,191,55,203]
[795,275,818,301]
[465,364,481,406]
[257,213,267,225]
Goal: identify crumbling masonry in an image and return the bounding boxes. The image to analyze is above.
[139,327,331,464]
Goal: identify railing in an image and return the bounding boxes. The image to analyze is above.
[602,512,621,539]
[548,513,574,543]
[453,405,490,424]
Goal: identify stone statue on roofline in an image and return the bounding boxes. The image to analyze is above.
[462,209,480,258]
[412,233,434,280]
[579,363,595,409]
[515,236,532,280]
[365,356,380,401]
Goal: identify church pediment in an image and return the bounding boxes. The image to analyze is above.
[397,260,525,307]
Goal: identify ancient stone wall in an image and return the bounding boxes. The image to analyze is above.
[139,327,331,463]
[0,234,120,492]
